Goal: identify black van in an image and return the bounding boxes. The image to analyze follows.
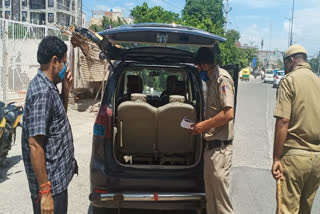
[78,23,239,214]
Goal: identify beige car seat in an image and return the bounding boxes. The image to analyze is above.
[117,92,157,161]
[157,95,196,164]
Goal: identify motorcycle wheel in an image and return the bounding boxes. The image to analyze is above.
[0,132,12,166]
[0,151,8,166]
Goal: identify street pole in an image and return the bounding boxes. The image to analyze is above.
[223,0,232,34]
[290,0,295,46]
[285,18,291,47]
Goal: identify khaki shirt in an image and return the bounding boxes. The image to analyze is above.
[274,62,320,151]
[204,66,235,141]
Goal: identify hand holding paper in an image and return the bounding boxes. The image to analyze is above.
[180,117,195,130]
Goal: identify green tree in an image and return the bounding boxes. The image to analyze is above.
[131,2,180,24]
[277,59,284,70]
[89,16,127,32]
[239,47,258,68]
[129,1,257,68]
[89,24,102,32]
[226,30,240,43]
[101,16,126,29]
[181,0,224,35]
[309,57,320,73]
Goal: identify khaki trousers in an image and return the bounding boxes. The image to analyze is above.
[204,143,234,214]
[279,149,320,214]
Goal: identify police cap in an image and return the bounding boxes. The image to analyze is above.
[284,44,307,60]
[195,47,215,64]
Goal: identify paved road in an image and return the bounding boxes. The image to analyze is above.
[0,77,319,214]
[231,76,320,214]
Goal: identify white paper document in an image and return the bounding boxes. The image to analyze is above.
[180,117,195,130]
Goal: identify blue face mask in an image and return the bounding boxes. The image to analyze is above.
[59,64,67,80]
[199,70,209,82]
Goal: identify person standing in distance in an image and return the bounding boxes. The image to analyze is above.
[22,36,78,214]
[192,47,235,214]
[272,44,320,214]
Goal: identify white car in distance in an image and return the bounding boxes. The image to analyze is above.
[273,70,285,88]
[264,69,274,83]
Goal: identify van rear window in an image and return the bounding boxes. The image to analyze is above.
[124,68,185,96]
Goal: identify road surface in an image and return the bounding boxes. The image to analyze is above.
[231,76,320,214]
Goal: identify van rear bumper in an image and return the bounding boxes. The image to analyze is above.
[90,192,205,202]
[90,192,206,210]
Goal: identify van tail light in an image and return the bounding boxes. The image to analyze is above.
[93,105,112,138]
[94,189,109,194]
[276,75,279,79]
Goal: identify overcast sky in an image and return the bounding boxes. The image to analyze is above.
[82,0,320,57]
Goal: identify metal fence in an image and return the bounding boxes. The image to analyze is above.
[0,19,65,104]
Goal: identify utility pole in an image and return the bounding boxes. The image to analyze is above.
[223,0,232,34]
[285,18,291,47]
[290,0,295,46]
[269,21,272,51]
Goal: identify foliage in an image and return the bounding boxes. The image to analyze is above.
[181,0,224,35]
[131,2,180,24]
[89,24,102,32]
[309,57,320,73]
[128,1,258,68]
[218,29,257,68]
[226,30,240,43]
[277,59,284,70]
[102,16,126,28]
[7,24,63,40]
[8,24,28,39]
[89,16,127,32]
[240,47,258,68]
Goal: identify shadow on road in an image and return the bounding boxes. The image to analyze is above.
[0,155,22,183]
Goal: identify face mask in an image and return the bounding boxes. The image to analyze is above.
[199,70,209,82]
[59,64,67,80]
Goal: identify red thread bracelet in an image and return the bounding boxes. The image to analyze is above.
[36,182,51,203]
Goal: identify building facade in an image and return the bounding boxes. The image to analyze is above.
[92,8,122,21]
[258,50,284,69]
[90,9,134,27]
[0,0,82,26]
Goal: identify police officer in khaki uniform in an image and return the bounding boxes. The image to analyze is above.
[272,44,320,214]
[192,47,235,214]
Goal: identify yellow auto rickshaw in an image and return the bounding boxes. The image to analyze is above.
[241,68,250,81]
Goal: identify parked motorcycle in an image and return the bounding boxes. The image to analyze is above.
[0,102,23,166]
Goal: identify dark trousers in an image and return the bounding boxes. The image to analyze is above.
[32,190,68,214]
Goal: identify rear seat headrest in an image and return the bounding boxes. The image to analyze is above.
[131,93,147,103]
[169,95,185,103]
[175,81,186,96]
[166,76,178,94]
[127,75,143,94]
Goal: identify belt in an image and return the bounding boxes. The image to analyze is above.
[205,140,232,150]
